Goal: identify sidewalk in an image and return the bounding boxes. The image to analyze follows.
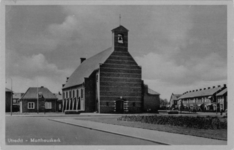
[49,118,227,145]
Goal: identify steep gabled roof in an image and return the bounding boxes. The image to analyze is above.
[63,47,113,89]
[216,88,227,96]
[112,25,129,32]
[170,93,182,102]
[21,87,57,100]
[179,86,224,99]
[148,88,160,95]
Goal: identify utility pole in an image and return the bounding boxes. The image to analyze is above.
[10,78,13,116]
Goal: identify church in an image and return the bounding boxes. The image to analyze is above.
[62,25,160,113]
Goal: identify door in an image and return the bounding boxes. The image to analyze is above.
[116,100,124,113]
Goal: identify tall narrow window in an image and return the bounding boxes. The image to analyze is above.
[81,89,83,98]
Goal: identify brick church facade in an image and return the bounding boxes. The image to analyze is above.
[62,25,160,113]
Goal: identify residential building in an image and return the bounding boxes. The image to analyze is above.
[62,25,160,113]
[20,86,58,113]
[12,93,23,112]
[178,84,226,111]
[5,88,13,112]
[169,93,182,109]
[216,88,227,111]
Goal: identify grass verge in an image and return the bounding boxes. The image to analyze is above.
[76,116,227,141]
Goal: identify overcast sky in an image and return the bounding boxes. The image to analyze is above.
[5,5,227,100]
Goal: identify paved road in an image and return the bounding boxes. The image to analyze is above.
[5,116,160,145]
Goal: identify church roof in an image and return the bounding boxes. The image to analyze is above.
[21,87,57,100]
[112,25,129,32]
[63,47,113,89]
[148,88,160,95]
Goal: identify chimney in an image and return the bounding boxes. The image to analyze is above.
[41,86,44,88]
[200,89,202,91]
[208,87,210,89]
[218,85,221,87]
[62,84,65,87]
[204,88,206,90]
[224,84,226,88]
[66,77,69,82]
[80,58,86,63]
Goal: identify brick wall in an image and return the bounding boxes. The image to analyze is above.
[21,99,57,113]
[84,72,96,112]
[100,50,142,113]
[143,86,160,113]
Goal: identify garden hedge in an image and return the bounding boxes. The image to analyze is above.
[117,115,227,129]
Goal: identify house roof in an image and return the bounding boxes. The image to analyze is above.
[148,88,160,95]
[179,86,224,99]
[54,93,62,101]
[5,88,12,92]
[216,88,227,96]
[170,93,182,102]
[63,47,113,89]
[21,87,57,100]
[13,93,23,99]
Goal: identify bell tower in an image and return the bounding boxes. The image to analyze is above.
[112,25,128,52]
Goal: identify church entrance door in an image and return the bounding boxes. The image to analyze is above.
[116,100,124,113]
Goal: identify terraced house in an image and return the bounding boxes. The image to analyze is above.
[62,25,160,113]
[178,84,227,111]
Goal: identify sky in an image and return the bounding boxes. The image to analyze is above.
[5,5,227,100]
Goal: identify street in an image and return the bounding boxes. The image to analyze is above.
[5,116,160,145]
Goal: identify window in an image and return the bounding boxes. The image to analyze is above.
[81,89,83,98]
[133,102,136,107]
[45,102,52,109]
[77,89,79,97]
[106,102,109,106]
[28,102,35,109]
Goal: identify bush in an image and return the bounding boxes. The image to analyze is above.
[64,110,81,114]
[117,115,227,130]
[168,110,179,114]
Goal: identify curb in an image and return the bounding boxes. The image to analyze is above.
[49,118,169,145]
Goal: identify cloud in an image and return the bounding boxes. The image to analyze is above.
[6,51,73,92]
[6,76,63,94]
[135,52,227,86]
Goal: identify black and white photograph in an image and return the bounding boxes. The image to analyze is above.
[2,0,233,149]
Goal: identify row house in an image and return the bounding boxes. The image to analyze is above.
[216,88,227,111]
[178,84,227,111]
[62,25,160,113]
